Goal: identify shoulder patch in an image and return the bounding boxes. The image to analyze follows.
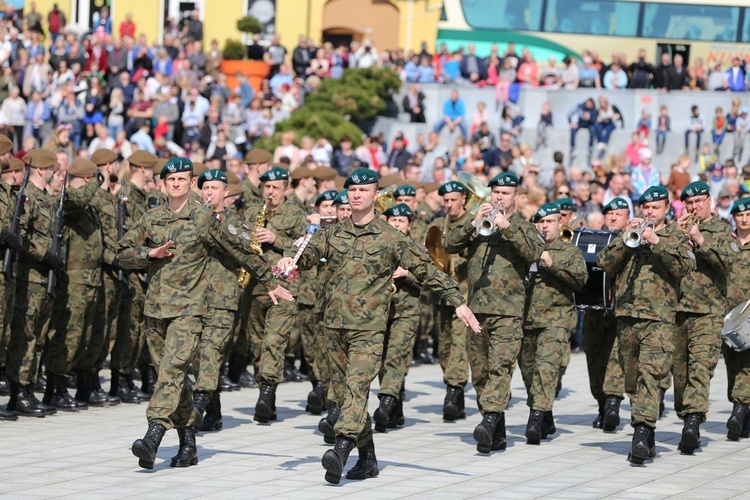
[687,250,696,260]
[731,242,740,253]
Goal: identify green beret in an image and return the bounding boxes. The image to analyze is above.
[731,197,750,215]
[488,172,519,188]
[555,197,575,212]
[602,197,630,214]
[343,167,378,188]
[333,190,349,206]
[438,181,467,196]
[533,202,561,222]
[680,181,710,201]
[159,157,193,178]
[383,203,413,219]
[197,168,228,189]
[665,206,676,222]
[394,184,417,197]
[315,190,338,206]
[638,185,669,205]
[259,166,290,183]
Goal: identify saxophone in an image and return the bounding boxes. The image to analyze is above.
[238,197,270,288]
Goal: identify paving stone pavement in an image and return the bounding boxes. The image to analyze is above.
[1,352,749,499]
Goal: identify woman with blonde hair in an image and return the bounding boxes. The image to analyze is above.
[273,130,300,168]
[523,185,547,220]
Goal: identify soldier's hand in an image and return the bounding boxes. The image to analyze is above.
[255,228,276,244]
[275,257,295,274]
[540,250,552,267]
[0,229,22,251]
[473,203,493,228]
[268,284,294,305]
[306,213,321,226]
[392,266,408,279]
[494,210,510,231]
[148,240,174,259]
[641,226,659,245]
[456,304,481,333]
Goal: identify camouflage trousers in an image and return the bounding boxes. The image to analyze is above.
[326,328,383,448]
[46,282,99,376]
[6,281,52,385]
[228,291,251,365]
[0,275,15,368]
[437,304,469,388]
[145,315,202,429]
[672,312,723,420]
[378,312,419,398]
[519,326,568,411]
[95,269,123,370]
[418,291,439,343]
[723,344,750,404]
[110,273,146,374]
[195,308,235,393]
[297,303,321,381]
[254,294,298,386]
[470,315,523,414]
[618,316,673,429]
[582,310,625,401]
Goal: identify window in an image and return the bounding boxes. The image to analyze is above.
[544,0,639,36]
[742,8,750,42]
[642,3,739,42]
[460,0,543,31]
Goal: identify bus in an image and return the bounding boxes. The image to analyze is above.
[436,0,750,67]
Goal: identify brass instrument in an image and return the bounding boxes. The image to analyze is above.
[375,185,397,214]
[425,217,451,274]
[249,197,270,255]
[560,226,574,242]
[237,267,251,288]
[681,210,698,238]
[477,201,505,237]
[320,215,338,226]
[457,172,491,215]
[623,219,653,248]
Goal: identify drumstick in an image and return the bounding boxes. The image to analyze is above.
[741,298,750,316]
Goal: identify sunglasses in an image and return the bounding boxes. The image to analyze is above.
[558,190,569,195]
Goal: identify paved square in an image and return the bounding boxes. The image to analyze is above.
[1,353,748,499]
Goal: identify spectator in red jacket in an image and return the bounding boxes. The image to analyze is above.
[119,12,136,39]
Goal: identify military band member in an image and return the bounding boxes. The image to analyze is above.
[241,149,272,208]
[598,185,695,464]
[673,181,736,454]
[289,166,316,214]
[723,197,750,440]
[446,171,544,454]
[118,157,292,470]
[275,168,480,485]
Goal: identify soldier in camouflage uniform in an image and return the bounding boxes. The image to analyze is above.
[598,185,695,464]
[241,149,271,209]
[275,168,480,485]
[520,202,588,444]
[446,171,544,454]
[372,203,422,433]
[288,166,316,214]
[582,198,628,431]
[118,157,292,470]
[723,197,750,441]
[672,181,737,454]
[5,150,61,417]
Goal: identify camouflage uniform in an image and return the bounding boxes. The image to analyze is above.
[582,311,625,402]
[520,237,588,411]
[295,216,465,447]
[445,211,544,414]
[597,224,695,429]
[117,201,276,429]
[672,215,736,421]
[241,179,263,209]
[0,180,16,379]
[724,236,750,406]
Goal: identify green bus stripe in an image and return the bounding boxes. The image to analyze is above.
[436,28,580,58]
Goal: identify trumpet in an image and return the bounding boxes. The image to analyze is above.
[477,201,505,237]
[319,215,338,226]
[560,225,574,242]
[623,219,653,248]
[680,209,698,238]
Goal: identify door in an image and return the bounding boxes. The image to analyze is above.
[656,43,690,66]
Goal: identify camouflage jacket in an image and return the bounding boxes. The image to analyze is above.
[241,179,263,208]
[597,223,695,323]
[728,235,750,311]
[391,231,425,318]
[288,191,312,215]
[0,179,12,227]
[677,215,737,316]
[523,237,588,330]
[244,199,307,296]
[63,179,103,286]
[117,200,275,319]
[205,212,244,311]
[294,216,465,331]
[122,181,149,229]
[410,218,428,248]
[445,211,544,317]
[90,188,119,268]
[416,202,437,223]
[17,182,56,285]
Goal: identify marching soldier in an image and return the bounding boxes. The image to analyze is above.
[598,185,695,464]
[288,166,316,214]
[119,157,292,470]
[241,149,272,208]
[723,197,750,440]
[446,171,544,454]
[520,202,588,444]
[274,167,479,484]
[673,181,736,454]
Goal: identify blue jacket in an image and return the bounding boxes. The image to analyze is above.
[443,98,466,121]
[727,63,747,92]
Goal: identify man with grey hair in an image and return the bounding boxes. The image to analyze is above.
[585,212,605,230]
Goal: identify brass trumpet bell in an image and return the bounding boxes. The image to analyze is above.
[425,225,449,273]
[375,185,397,214]
[457,172,491,215]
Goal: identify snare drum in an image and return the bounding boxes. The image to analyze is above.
[722,301,750,352]
[572,229,617,310]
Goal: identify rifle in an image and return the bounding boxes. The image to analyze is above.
[2,165,31,279]
[116,180,129,287]
[46,172,68,298]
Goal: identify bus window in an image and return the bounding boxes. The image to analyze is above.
[460,0,543,31]
[642,3,739,42]
[544,0,638,37]
[742,9,750,42]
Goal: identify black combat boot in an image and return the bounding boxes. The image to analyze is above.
[239,370,256,388]
[132,422,167,469]
[75,370,104,407]
[373,394,397,433]
[200,393,223,432]
[491,412,507,451]
[443,385,465,421]
[125,373,150,402]
[92,372,120,406]
[192,392,211,428]
[414,339,435,365]
[658,388,666,419]
[727,402,749,441]
[321,436,356,484]
[628,425,655,464]
[679,413,702,455]
[0,366,9,395]
[226,353,245,384]
[44,373,76,412]
[140,365,157,395]
[283,357,304,382]
[602,395,621,432]
[28,383,59,414]
[592,398,604,428]
[542,410,556,438]
[388,393,405,429]
[171,427,198,467]
[8,382,45,417]
[525,409,544,445]
[742,412,750,439]
[319,403,339,444]
[346,439,379,480]
[254,383,277,423]
[306,380,325,415]
[473,412,502,454]
[112,371,140,404]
